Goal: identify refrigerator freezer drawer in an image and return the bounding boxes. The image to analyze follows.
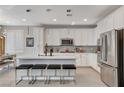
[101,64,118,87]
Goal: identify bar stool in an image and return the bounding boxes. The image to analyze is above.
[62,64,76,84]
[31,64,47,84]
[46,64,61,84]
[15,64,33,85]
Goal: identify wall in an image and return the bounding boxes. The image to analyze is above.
[4,26,45,55]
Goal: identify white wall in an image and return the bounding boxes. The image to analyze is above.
[5,26,45,55]
[23,27,44,55]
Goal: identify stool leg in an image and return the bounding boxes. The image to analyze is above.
[74,70,76,85]
[15,68,17,85]
[16,79,22,85]
[48,76,50,84]
[32,76,36,84]
[60,69,62,84]
[27,69,32,84]
[15,69,23,85]
[62,70,65,84]
[44,69,47,84]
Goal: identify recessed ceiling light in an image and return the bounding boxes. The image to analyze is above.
[84,18,87,22]
[71,21,75,25]
[22,18,27,22]
[53,19,57,22]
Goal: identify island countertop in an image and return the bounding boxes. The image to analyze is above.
[16,55,76,60]
[16,54,76,65]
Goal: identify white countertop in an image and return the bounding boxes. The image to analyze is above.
[16,55,76,60]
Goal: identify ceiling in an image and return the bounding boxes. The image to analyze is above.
[0,5,121,26]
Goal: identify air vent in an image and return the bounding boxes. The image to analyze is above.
[67,9,71,12]
[26,9,32,12]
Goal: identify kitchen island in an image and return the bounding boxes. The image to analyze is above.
[16,54,76,66]
[15,54,76,81]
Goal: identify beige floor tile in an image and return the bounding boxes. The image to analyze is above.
[0,67,107,87]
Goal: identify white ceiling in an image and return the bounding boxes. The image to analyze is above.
[0,5,121,26]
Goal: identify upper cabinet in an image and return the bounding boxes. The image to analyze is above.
[95,6,124,39]
[6,30,24,54]
[87,29,97,45]
[45,28,97,46]
[45,29,60,46]
[113,7,124,29]
[74,29,83,45]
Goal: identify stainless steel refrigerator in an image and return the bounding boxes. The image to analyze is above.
[99,29,124,87]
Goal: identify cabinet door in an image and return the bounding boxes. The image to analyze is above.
[87,53,100,72]
[81,31,88,45]
[46,30,53,45]
[75,54,81,66]
[87,30,97,45]
[53,30,60,45]
[81,54,87,66]
[75,30,82,45]
[113,7,124,29]
[46,29,60,45]
[15,30,24,53]
[106,14,114,31]
[6,30,24,54]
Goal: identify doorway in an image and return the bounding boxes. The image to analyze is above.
[0,36,5,56]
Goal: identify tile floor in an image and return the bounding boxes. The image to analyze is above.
[0,67,107,87]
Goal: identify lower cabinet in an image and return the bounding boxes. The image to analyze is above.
[87,53,100,72]
[75,53,100,72]
[75,53,87,67]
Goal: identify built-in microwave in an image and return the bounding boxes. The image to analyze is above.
[61,39,74,46]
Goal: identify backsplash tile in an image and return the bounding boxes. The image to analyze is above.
[46,46,97,53]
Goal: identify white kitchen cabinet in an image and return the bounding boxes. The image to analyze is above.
[74,30,82,45]
[106,14,114,31]
[45,29,60,46]
[6,30,24,54]
[81,30,88,45]
[87,53,100,72]
[75,53,88,67]
[45,28,96,46]
[113,7,124,29]
[87,30,97,45]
